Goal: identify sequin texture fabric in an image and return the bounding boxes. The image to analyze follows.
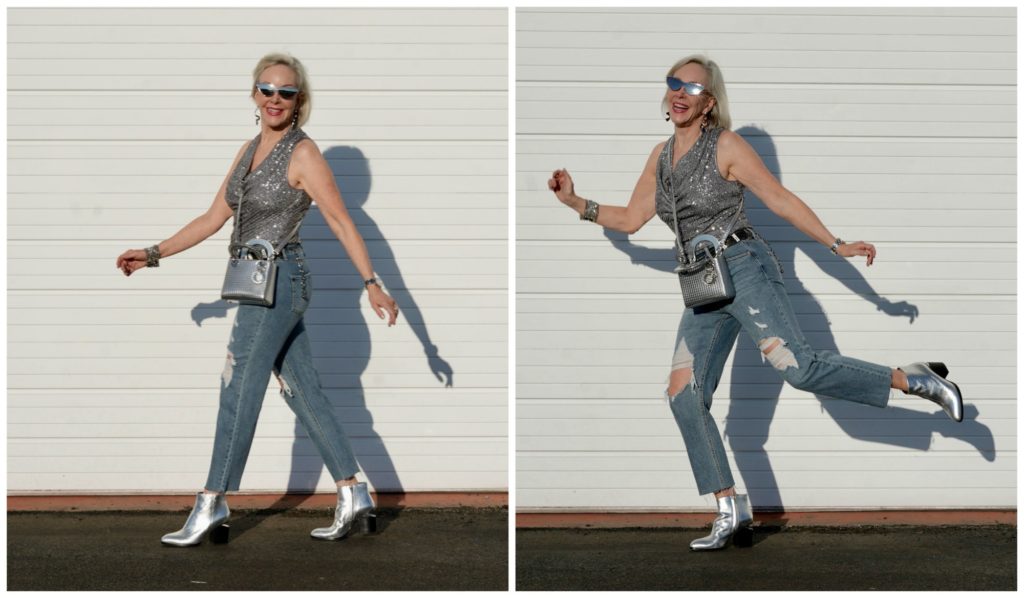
[226,127,312,251]
[655,127,751,244]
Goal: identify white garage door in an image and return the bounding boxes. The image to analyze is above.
[8,7,508,494]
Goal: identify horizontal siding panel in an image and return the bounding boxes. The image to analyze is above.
[518,118,1011,138]
[516,225,1016,244]
[514,366,1007,387]
[519,66,1012,87]
[8,436,507,457]
[517,9,1015,36]
[518,85,1016,111]
[522,470,1014,491]
[10,422,508,439]
[516,277,1015,296]
[8,124,507,141]
[9,472,508,494]
[9,43,507,61]
[517,432,1014,455]
[8,7,509,26]
[9,25,507,48]
[515,412,1012,438]
[9,224,508,243]
[517,31,1015,53]
[9,404,505,427]
[518,135,1017,157]
[517,48,1016,71]
[519,453,1015,473]
[518,487,1017,511]
[517,330,1014,353]
[10,388,506,409]
[516,294,1015,315]
[517,383,1015,401]
[13,455,506,475]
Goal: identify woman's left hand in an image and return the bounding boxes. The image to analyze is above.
[368,285,399,326]
[836,241,876,266]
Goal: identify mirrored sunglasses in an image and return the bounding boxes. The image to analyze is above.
[255,82,300,100]
[666,77,706,96]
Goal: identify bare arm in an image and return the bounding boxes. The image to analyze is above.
[718,130,875,266]
[116,142,246,276]
[548,143,663,234]
[291,139,399,326]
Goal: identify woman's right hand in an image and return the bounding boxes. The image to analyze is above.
[548,169,578,207]
[116,249,149,277]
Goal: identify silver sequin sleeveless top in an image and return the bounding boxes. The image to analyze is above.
[655,127,750,243]
[226,127,311,251]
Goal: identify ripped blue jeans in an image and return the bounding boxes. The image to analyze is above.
[205,243,360,492]
[666,237,892,496]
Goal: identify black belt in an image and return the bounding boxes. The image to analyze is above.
[722,227,755,249]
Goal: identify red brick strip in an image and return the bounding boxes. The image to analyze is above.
[7,492,508,511]
[516,510,1016,528]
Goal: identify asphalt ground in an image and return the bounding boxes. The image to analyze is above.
[516,525,1017,591]
[7,508,508,591]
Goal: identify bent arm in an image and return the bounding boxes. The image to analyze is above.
[158,142,247,258]
[719,131,836,247]
[117,144,245,275]
[157,192,234,259]
[550,143,662,234]
[719,130,875,265]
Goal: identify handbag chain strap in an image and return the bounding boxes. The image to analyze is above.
[230,135,304,259]
[665,132,743,265]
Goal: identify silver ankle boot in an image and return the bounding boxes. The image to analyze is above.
[310,482,377,540]
[901,362,963,422]
[161,492,230,547]
[690,494,754,551]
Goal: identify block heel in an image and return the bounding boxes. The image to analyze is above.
[209,523,230,544]
[358,512,377,535]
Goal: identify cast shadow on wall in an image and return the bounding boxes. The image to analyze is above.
[602,125,995,510]
[189,145,453,500]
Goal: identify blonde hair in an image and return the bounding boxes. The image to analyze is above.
[662,55,731,130]
[251,53,312,127]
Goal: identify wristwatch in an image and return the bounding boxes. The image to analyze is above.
[363,277,379,289]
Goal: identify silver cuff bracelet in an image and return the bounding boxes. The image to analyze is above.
[145,245,161,268]
[580,199,599,222]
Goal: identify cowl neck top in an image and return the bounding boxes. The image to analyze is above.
[226,127,311,252]
[655,127,750,244]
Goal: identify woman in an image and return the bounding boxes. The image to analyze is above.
[548,55,964,551]
[116,53,397,546]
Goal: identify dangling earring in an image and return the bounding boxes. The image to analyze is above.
[254,107,260,126]
[292,108,299,128]
[700,111,710,131]
[665,111,670,122]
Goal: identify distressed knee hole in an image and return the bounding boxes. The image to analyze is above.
[759,337,799,371]
[667,367,693,398]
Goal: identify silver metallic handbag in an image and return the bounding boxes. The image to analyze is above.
[675,234,735,308]
[222,239,279,306]
[221,182,302,307]
[666,157,741,309]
